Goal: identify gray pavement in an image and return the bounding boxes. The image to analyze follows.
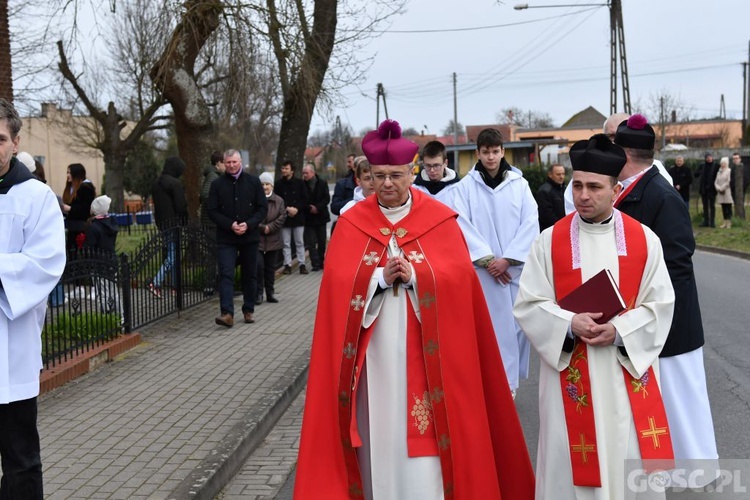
[38,266,320,499]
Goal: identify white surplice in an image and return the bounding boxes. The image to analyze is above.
[447,167,539,390]
[0,174,66,403]
[513,214,675,500]
[354,197,444,500]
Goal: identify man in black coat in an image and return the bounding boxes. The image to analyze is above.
[150,156,188,296]
[207,149,268,326]
[614,116,717,466]
[667,155,693,208]
[535,163,566,231]
[275,160,309,274]
[695,152,718,227]
[301,164,330,271]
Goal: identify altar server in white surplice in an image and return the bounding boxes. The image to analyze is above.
[514,134,676,500]
[0,98,66,499]
[447,128,539,395]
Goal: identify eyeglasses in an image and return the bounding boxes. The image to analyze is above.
[423,163,444,171]
[372,173,407,182]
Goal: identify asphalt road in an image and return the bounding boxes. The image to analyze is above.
[275,249,750,498]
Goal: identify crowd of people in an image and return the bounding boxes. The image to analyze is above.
[0,91,737,499]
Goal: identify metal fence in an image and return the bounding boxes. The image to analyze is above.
[44,222,217,369]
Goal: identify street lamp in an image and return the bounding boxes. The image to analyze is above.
[514,1,631,115]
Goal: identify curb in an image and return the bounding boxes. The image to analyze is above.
[696,244,750,261]
[40,332,143,395]
[168,349,310,500]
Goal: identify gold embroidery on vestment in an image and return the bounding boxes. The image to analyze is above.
[410,391,434,435]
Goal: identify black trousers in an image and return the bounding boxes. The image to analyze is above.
[701,193,716,226]
[217,242,258,315]
[304,225,327,269]
[0,398,43,500]
[721,203,733,220]
[257,249,281,296]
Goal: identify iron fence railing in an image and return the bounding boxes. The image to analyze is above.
[44,221,217,369]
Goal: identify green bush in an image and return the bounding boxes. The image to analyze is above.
[44,312,121,343]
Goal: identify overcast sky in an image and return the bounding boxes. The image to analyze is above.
[310,0,750,137]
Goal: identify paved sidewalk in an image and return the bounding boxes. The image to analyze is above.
[215,390,305,499]
[39,268,320,499]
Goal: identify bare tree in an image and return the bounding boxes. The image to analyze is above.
[54,0,171,210]
[497,107,555,128]
[442,119,465,137]
[633,89,694,147]
[0,0,11,102]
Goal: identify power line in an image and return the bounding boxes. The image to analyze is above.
[365,7,602,34]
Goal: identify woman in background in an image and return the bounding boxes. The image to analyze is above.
[715,156,734,228]
[62,163,96,250]
[256,172,287,305]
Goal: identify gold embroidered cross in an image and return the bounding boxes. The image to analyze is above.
[571,433,595,464]
[640,416,668,449]
[363,252,380,266]
[438,434,451,450]
[350,295,365,311]
[424,339,439,356]
[420,292,436,309]
[343,343,356,359]
[430,386,444,403]
[407,251,424,263]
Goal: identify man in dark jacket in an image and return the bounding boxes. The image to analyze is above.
[207,149,268,326]
[301,164,330,271]
[614,116,717,469]
[668,155,693,208]
[149,157,188,297]
[200,151,225,228]
[330,153,356,215]
[535,163,566,231]
[275,160,309,274]
[695,152,718,227]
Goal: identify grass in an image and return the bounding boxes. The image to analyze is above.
[687,201,750,254]
[115,226,154,255]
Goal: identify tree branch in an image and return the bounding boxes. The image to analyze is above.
[56,40,105,124]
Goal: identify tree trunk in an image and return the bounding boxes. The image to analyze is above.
[273,0,338,177]
[150,0,222,218]
[102,102,127,211]
[0,0,13,102]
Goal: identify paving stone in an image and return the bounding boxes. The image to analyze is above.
[31,270,320,498]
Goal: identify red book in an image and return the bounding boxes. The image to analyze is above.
[558,269,626,324]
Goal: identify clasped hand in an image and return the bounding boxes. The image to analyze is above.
[383,256,412,286]
[487,258,512,285]
[231,221,248,235]
[571,312,616,346]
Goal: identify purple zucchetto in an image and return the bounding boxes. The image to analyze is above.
[361,119,419,166]
[614,113,655,150]
[570,134,627,178]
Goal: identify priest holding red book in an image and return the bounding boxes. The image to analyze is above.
[514,134,676,499]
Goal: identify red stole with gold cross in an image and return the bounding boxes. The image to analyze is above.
[552,211,674,487]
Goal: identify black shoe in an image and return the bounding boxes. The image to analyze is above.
[311,266,321,272]
[266,294,278,303]
[282,265,292,275]
[255,292,263,305]
[300,265,309,275]
[699,222,709,227]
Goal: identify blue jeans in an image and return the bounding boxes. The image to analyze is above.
[217,242,259,315]
[153,241,177,287]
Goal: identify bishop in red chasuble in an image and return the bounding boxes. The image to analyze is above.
[294,120,534,500]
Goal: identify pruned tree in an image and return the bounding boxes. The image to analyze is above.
[150,0,223,217]
[633,89,694,148]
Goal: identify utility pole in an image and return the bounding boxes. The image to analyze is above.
[609,0,630,115]
[375,83,389,128]
[452,72,459,171]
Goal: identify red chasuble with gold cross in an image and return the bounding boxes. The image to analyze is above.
[294,188,534,500]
